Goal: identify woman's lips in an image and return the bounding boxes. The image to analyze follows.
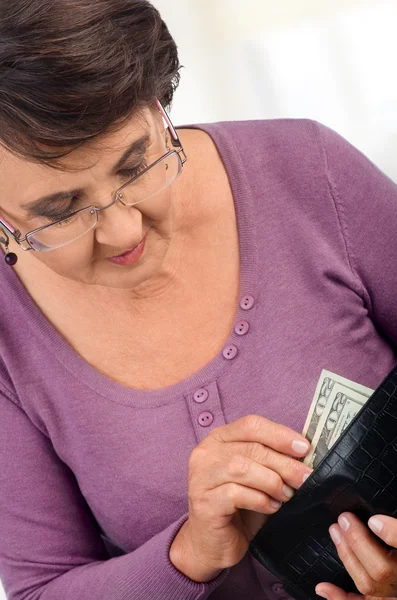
[113,244,140,258]
[107,232,148,265]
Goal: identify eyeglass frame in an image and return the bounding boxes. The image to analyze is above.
[0,98,187,253]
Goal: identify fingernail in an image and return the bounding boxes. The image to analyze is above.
[329,525,341,545]
[368,517,384,534]
[302,472,311,483]
[292,440,309,453]
[283,484,294,498]
[339,515,350,531]
[270,499,281,509]
[316,591,328,600]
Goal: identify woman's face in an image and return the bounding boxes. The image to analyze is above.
[0,106,186,290]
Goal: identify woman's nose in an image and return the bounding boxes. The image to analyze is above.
[93,200,143,247]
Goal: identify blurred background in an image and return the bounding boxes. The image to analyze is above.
[153,0,397,182]
[0,1,396,597]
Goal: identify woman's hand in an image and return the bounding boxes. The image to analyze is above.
[316,513,397,600]
[169,414,313,582]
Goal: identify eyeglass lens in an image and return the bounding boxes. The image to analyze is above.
[27,151,182,252]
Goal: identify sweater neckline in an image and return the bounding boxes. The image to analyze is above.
[2,121,259,407]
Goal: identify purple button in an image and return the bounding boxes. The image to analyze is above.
[271,582,286,597]
[222,344,238,360]
[240,295,255,310]
[198,411,214,427]
[234,320,250,336]
[193,388,209,403]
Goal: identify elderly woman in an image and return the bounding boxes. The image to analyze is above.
[1,1,397,599]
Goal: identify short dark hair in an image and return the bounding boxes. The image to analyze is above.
[0,0,181,166]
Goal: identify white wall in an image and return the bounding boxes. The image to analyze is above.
[153,0,397,182]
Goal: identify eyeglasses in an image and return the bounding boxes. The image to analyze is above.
[0,99,187,253]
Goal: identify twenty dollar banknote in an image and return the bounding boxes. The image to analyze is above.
[302,370,374,467]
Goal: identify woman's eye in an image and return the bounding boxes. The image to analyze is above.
[120,159,148,180]
[44,208,77,224]
[38,161,149,224]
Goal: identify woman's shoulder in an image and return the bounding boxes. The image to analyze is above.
[182,118,339,195]
[184,116,323,146]
[188,118,392,197]
[182,117,336,175]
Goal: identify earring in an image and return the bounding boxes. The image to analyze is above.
[0,232,18,266]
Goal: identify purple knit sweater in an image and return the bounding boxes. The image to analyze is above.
[1,118,397,600]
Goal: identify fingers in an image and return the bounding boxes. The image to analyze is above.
[230,445,312,494]
[337,513,394,583]
[211,482,283,517]
[189,414,313,527]
[211,414,311,458]
[328,513,397,597]
[241,440,313,489]
[194,439,312,497]
[368,515,397,548]
[315,582,362,600]
[329,523,374,594]
[221,455,296,503]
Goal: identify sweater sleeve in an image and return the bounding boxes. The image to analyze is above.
[0,385,229,600]
[315,121,397,348]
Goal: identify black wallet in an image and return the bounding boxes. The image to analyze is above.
[249,363,397,600]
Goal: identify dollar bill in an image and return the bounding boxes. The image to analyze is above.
[305,384,368,467]
[302,370,374,467]
[302,373,334,444]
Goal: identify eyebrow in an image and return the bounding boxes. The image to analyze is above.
[21,133,151,215]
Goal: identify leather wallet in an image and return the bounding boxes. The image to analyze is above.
[249,364,397,600]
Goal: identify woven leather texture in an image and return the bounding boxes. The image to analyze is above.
[249,364,397,600]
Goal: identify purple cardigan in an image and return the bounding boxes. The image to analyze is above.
[1,118,397,600]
